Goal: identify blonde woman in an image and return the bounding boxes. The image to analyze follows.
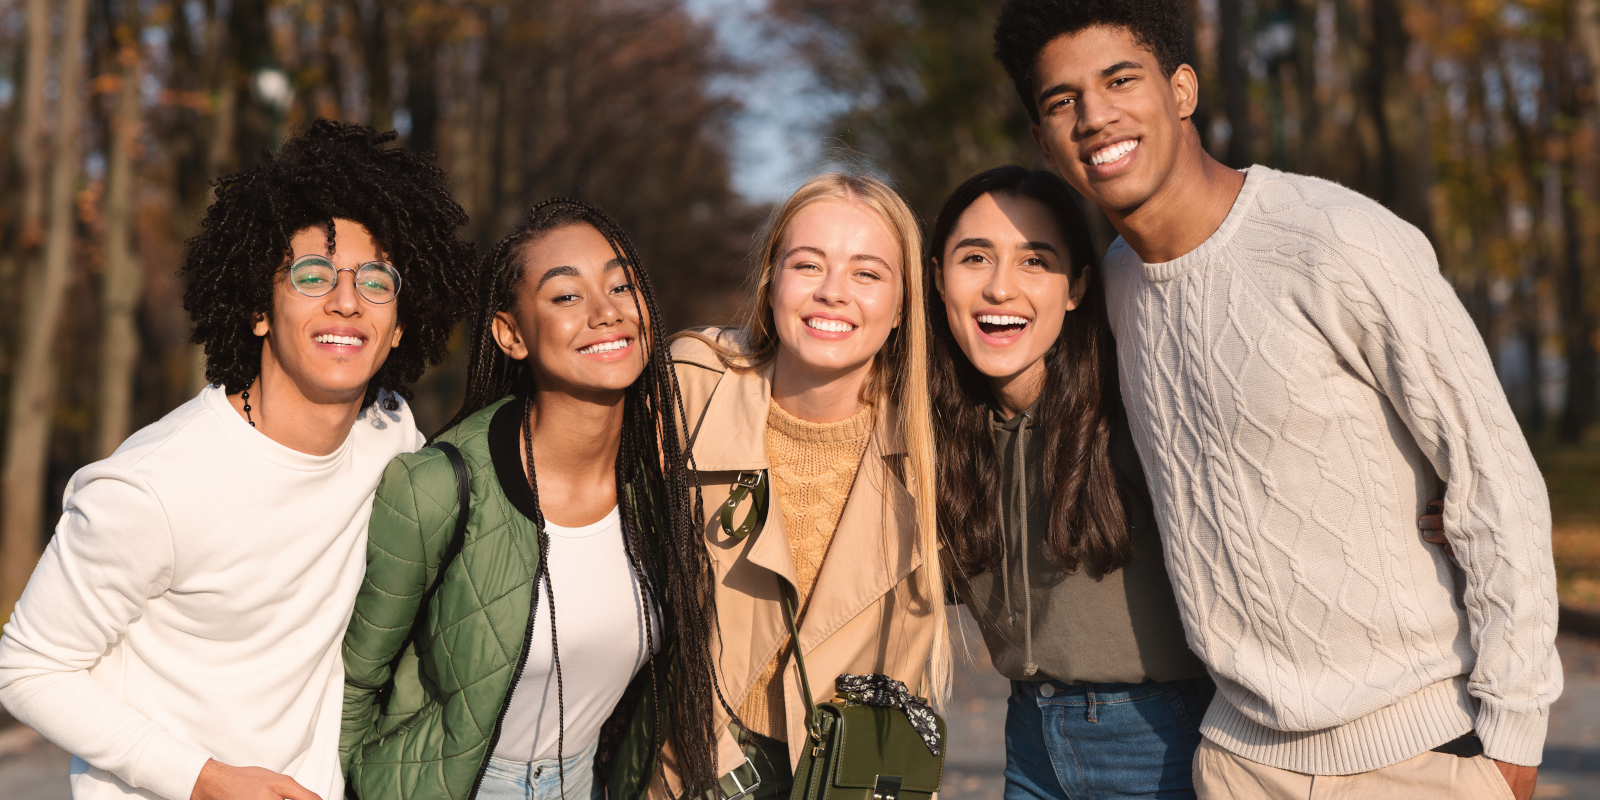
[659,173,948,799]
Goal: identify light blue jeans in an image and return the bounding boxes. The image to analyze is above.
[1003,676,1216,800]
[478,737,600,800]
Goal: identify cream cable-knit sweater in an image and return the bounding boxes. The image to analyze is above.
[1102,167,1560,775]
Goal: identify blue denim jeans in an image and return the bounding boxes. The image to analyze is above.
[478,737,600,800]
[1003,676,1216,800]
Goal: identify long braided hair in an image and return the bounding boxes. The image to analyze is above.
[445,199,720,799]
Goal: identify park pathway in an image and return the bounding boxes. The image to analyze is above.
[2,610,1596,800]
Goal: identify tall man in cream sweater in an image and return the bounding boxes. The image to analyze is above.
[992,2,1561,799]
[0,121,474,800]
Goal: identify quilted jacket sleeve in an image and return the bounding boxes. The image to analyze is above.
[340,447,462,773]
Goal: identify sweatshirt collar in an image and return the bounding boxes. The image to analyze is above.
[201,384,359,472]
[1136,165,1267,284]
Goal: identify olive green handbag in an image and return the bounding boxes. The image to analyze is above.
[781,585,945,800]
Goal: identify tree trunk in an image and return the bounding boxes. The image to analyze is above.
[407,23,440,153]
[364,1,392,131]
[1563,0,1600,441]
[97,16,143,460]
[12,0,50,250]
[2,0,91,623]
[1365,0,1434,240]
[230,0,276,166]
[1558,150,1594,442]
[1218,0,1252,167]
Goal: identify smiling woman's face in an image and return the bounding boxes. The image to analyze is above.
[492,223,646,397]
[768,199,903,385]
[936,192,1084,390]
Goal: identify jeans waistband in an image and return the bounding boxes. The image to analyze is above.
[486,736,599,780]
[1013,675,1213,704]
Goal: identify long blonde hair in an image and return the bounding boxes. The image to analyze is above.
[684,172,951,704]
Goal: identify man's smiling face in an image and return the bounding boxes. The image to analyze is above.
[1028,25,1197,215]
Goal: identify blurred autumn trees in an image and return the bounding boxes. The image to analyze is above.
[2,0,1599,618]
[777,0,1600,445]
[0,0,755,619]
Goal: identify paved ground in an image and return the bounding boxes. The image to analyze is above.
[2,611,1597,800]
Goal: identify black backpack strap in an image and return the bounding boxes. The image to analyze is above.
[432,441,471,546]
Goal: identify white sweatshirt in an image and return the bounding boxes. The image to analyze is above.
[0,385,424,800]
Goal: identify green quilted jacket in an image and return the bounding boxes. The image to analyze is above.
[340,396,664,800]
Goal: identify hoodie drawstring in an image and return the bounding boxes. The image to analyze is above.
[1013,413,1038,677]
[987,425,1016,630]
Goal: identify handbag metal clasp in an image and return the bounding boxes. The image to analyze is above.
[720,756,762,800]
[872,775,903,800]
[734,471,762,488]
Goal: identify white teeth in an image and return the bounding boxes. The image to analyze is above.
[977,314,1030,327]
[1090,140,1138,166]
[579,338,630,354]
[315,334,364,346]
[806,318,855,333]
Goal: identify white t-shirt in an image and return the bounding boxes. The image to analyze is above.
[492,506,661,762]
[0,385,425,800]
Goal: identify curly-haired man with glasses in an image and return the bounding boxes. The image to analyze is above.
[0,120,476,800]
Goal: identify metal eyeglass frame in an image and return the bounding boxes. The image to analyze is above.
[285,253,402,304]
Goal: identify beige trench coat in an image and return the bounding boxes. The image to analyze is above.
[652,331,939,796]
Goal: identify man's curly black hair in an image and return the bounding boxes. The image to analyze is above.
[181,119,477,409]
[994,0,1190,124]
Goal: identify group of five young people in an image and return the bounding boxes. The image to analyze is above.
[0,1,1556,800]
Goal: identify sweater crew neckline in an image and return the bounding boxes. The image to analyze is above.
[766,398,875,444]
[200,384,358,472]
[1137,166,1266,284]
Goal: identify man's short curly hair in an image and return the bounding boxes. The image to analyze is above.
[994,0,1190,124]
[182,119,476,409]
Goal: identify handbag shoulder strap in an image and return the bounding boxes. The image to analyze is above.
[781,585,824,753]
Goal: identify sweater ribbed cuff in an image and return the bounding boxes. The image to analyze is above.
[1475,704,1548,767]
[128,731,212,800]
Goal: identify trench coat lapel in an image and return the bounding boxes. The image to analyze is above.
[688,360,775,473]
[794,403,922,653]
[688,359,801,586]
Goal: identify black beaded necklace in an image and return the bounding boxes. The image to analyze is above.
[242,380,257,428]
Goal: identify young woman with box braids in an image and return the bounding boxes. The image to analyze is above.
[342,199,719,800]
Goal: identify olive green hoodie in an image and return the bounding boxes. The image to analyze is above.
[955,401,1206,684]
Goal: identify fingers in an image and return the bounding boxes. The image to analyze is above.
[271,776,323,800]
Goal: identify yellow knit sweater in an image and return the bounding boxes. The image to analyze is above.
[737,400,874,740]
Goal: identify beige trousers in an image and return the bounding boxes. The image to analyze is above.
[1193,738,1516,800]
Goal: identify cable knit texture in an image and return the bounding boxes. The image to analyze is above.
[1100,166,1560,774]
[737,400,874,739]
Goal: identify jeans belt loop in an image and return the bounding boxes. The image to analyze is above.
[1085,683,1097,723]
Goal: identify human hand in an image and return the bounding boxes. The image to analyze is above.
[1491,759,1537,800]
[190,759,323,800]
[1418,499,1450,555]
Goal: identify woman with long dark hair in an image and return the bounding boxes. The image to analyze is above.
[928,166,1210,799]
[340,199,720,800]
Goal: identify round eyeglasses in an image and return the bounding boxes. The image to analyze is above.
[286,254,402,304]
